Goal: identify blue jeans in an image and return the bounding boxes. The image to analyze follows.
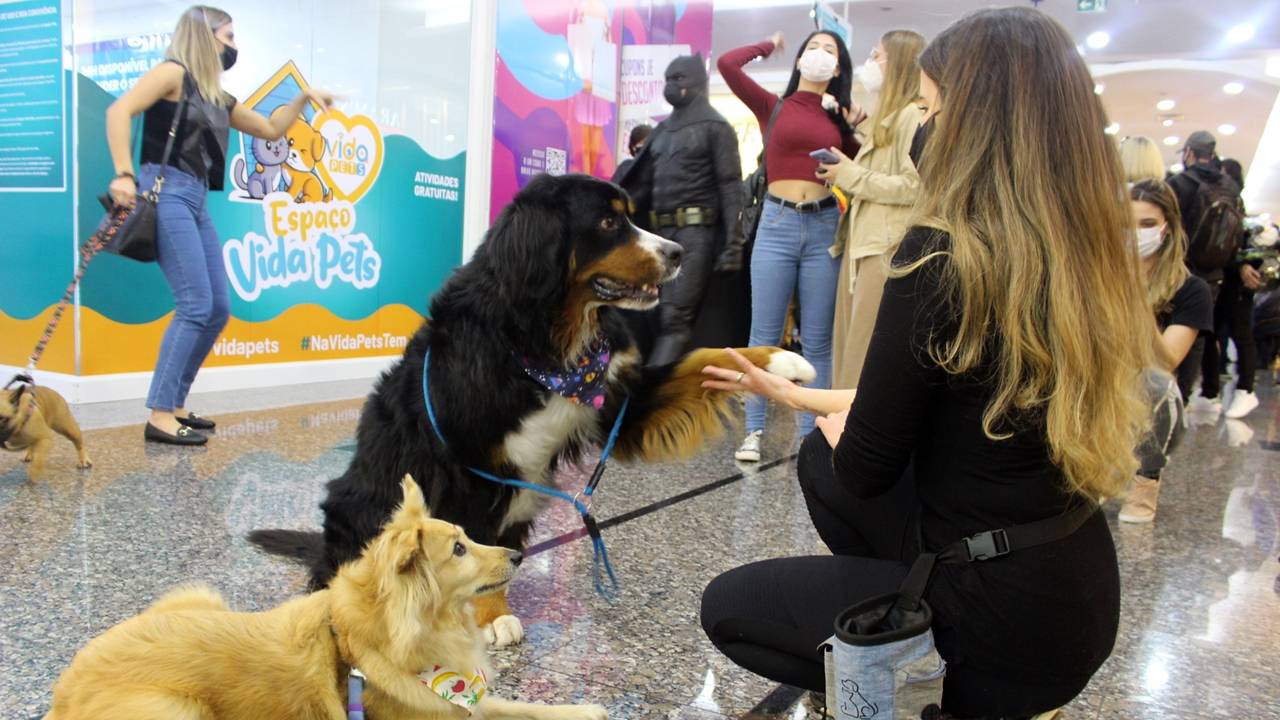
[141,164,230,412]
[746,198,841,436]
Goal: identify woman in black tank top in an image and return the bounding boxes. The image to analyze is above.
[104,5,336,446]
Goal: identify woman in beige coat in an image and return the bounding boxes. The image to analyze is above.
[817,30,926,389]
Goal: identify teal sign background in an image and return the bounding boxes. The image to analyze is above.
[0,0,65,190]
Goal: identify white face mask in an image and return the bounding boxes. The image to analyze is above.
[858,57,884,92]
[1136,224,1166,258]
[798,48,838,83]
[1256,224,1279,248]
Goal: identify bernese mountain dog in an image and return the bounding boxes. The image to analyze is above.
[250,174,814,644]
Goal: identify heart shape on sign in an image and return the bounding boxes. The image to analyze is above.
[313,108,384,203]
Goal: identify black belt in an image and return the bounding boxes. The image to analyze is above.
[766,193,837,213]
[650,207,718,229]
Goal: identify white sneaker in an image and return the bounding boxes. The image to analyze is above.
[1224,390,1259,419]
[735,430,763,462]
[1189,390,1223,416]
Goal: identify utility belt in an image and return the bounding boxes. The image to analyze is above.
[819,500,1100,719]
[650,206,718,229]
[765,193,838,213]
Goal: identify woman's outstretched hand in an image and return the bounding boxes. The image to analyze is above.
[701,347,798,409]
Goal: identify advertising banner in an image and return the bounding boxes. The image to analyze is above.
[73,32,170,97]
[0,0,65,191]
[72,61,466,374]
[491,0,711,220]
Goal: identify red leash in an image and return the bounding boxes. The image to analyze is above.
[5,204,133,412]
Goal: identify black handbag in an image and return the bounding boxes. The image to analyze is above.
[96,82,188,263]
[736,100,786,250]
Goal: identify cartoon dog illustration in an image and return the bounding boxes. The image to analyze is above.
[272,105,331,204]
[232,135,289,199]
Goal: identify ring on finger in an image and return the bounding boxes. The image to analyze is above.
[735,371,745,383]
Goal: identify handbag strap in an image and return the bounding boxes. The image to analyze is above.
[148,62,190,197]
[896,500,1098,612]
[757,99,785,179]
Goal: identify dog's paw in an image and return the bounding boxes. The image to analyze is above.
[564,704,608,720]
[483,614,525,647]
[765,350,816,384]
[77,458,92,469]
[21,453,32,464]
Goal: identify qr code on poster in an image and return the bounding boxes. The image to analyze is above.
[544,147,567,176]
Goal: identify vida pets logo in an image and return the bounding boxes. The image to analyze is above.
[223,62,385,302]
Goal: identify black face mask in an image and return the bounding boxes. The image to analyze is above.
[662,54,708,109]
[909,114,935,167]
[220,43,237,71]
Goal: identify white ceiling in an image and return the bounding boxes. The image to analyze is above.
[709,0,1280,215]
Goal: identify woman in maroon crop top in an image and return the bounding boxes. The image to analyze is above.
[717,31,861,462]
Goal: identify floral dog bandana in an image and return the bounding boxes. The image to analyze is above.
[517,338,612,409]
[419,664,488,711]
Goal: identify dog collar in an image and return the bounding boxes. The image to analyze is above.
[516,338,612,409]
[344,665,487,717]
[420,664,488,711]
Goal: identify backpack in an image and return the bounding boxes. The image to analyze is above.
[1185,172,1244,272]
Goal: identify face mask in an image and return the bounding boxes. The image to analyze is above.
[909,115,935,167]
[1256,224,1278,248]
[858,57,884,92]
[220,43,237,71]
[1136,224,1166,258]
[798,49,837,83]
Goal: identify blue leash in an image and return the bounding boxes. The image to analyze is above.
[422,351,626,598]
[347,669,365,720]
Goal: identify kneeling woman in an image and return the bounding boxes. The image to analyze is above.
[1119,180,1213,523]
[697,8,1155,718]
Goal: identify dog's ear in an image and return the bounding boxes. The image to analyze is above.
[483,191,567,306]
[311,127,325,160]
[397,474,429,518]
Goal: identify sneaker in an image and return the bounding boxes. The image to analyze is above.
[1189,390,1223,416]
[1119,475,1160,523]
[735,430,763,462]
[1224,390,1259,419]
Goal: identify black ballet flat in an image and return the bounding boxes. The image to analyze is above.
[144,422,208,446]
[176,412,216,430]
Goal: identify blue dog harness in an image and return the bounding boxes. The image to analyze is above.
[421,350,626,597]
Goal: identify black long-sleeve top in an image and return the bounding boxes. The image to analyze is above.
[833,227,1120,698]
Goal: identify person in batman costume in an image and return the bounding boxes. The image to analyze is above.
[618,54,747,367]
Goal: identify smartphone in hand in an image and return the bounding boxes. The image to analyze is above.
[809,148,841,165]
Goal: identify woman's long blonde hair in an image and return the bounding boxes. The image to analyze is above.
[910,7,1154,499]
[1130,180,1190,313]
[869,30,926,148]
[1119,136,1167,184]
[166,5,232,107]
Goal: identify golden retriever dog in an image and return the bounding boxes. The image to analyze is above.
[45,476,607,720]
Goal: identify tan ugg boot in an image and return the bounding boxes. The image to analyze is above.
[1119,475,1160,523]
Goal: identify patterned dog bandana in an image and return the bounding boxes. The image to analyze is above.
[517,338,612,409]
[419,664,488,711]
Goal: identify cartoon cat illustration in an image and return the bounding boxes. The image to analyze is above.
[273,105,331,204]
[232,135,289,199]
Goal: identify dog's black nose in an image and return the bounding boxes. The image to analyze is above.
[661,241,683,266]
[511,552,524,567]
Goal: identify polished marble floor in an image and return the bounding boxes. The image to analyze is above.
[1,377,1277,719]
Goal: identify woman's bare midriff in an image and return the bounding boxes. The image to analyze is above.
[768,179,831,203]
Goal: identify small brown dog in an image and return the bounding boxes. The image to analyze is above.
[45,476,608,720]
[1,383,90,480]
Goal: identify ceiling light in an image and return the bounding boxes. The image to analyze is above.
[1223,81,1244,95]
[1094,83,1105,95]
[1226,23,1255,45]
[1218,124,1237,136]
[1104,123,1120,135]
[1170,163,1184,173]
[1163,136,1181,146]
[1086,31,1110,50]
[1162,119,1175,127]
[445,134,456,142]
[1157,99,1176,112]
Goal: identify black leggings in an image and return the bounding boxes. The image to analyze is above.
[700,431,1070,719]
